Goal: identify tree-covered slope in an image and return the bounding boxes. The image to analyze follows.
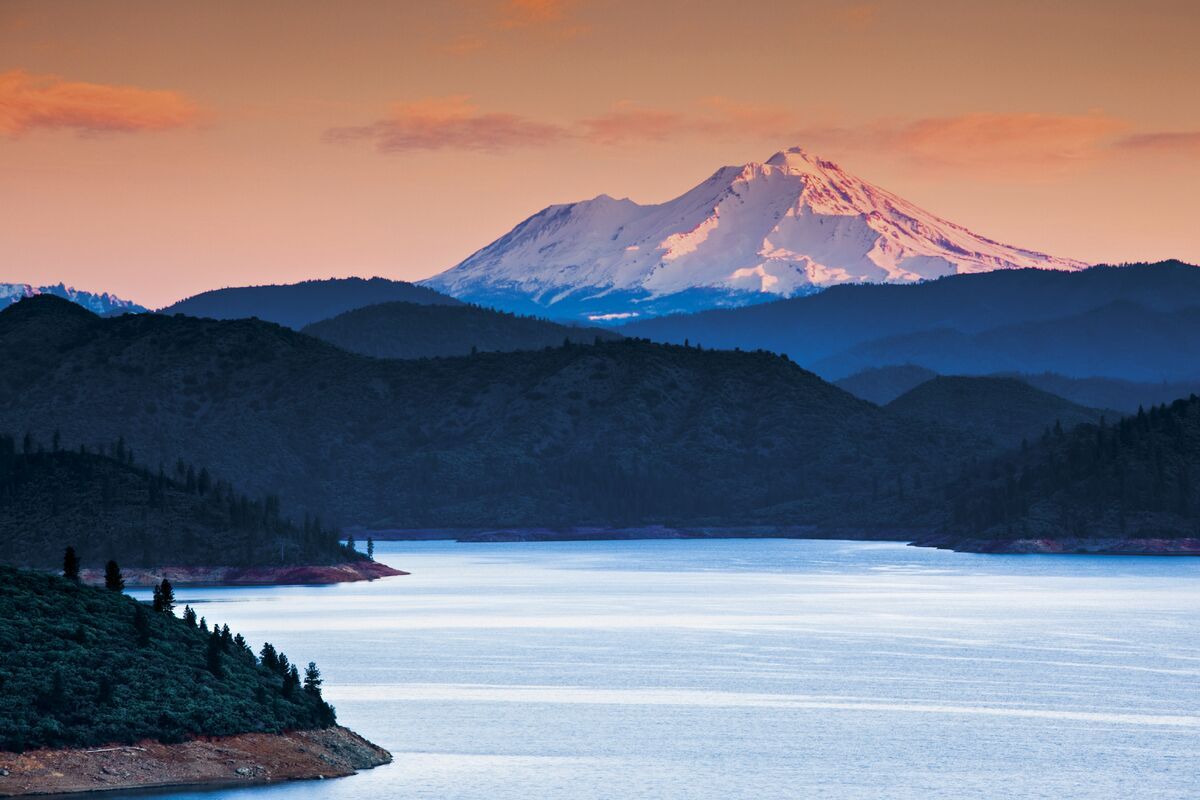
[301,301,619,360]
[885,376,1112,449]
[0,566,334,752]
[936,396,1200,543]
[158,277,460,329]
[0,296,979,530]
[834,365,938,405]
[0,434,355,569]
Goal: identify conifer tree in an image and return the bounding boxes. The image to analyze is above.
[104,560,124,592]
[63,546,80,582]
[303,661,323,696]
[367,537,375,560]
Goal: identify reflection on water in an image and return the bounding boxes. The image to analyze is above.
[137,540,1200,800]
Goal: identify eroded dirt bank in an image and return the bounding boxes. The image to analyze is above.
[0,725,391,797]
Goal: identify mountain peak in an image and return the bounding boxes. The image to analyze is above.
[424,147,1087,321]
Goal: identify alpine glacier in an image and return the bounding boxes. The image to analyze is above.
[424,147,1087,321]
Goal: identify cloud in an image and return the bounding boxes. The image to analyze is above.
[0,69,198,136]
[1115,131,1200,157]
[879,112,1128,174]
[500,0,567,27]
[579,105,698,145]
[323,95,570,153]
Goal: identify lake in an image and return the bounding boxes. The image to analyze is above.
[142,540,1200,799]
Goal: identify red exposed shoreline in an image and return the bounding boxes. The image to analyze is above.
[0,726,391,797]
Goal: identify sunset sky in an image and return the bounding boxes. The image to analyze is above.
[3,0,1199,308]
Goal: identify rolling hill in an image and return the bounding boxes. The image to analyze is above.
[0,433,363,573]
[0,295,980,531]
[302,301,620,360]
[834,365,937,406]
[159,277,460,329]
[884,376,1112,448]
[0,565,336,752]
[923,395,1200,551]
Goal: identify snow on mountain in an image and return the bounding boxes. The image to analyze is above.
[1,283,146,315]
[424,146,1087,321]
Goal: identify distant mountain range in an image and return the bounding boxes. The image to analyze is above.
[619,262,1200,382]
[302,301,620,360]
[424,147,1083,321]
[158,277,460,329]
[1,282,145,315]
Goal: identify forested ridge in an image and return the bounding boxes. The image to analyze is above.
[0,566,334,752]
[941,395,1200,541]
[302,300,620,359]
[0,432,355,569]
[0,295,981,529]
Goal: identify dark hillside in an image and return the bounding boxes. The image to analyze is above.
[0,566,334,751]
[302,301,619,359]
[0,434,354,570]
[835,365,937,405]
[159,277,460,329]
[935,395,1200,544]
[885,376,1112,448]
[0,296,979,530]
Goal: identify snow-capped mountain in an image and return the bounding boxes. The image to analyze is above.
[1,283,146,315]
[424,147,1087,321]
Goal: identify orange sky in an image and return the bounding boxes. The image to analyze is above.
[2,0,1199,308]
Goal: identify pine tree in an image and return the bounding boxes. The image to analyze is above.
[183,605,198,627]
[104,560,125,592]
[345,534,356,553]
[283,664,300,698]
[63,546,81,582]
[367,537,375,560]
[260,642,279,672]
[303,661,323,696]
[155,579,175,613]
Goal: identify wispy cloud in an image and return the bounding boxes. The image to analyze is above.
[1115,131,1200,156]
[0,69,199,136]
[500,0,567,27]
[323,95,569,153]
[326,95,1200,179]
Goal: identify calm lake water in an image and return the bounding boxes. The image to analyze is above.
[142,540,1200,799]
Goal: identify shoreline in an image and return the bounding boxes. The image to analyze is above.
[75,560,406,587]
[354,525,1200,556]
[0,726,391,798]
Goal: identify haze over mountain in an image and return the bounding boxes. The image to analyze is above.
[1,282,146,315]
[424,147,1084,321]
[819,301,1200,382]
[302,302,620,360]
[620,262,1200,380]
[159,277,460,329]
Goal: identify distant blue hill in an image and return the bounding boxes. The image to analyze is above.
[159,277,460,329]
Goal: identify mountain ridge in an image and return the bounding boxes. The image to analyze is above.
[159,277,460,329]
